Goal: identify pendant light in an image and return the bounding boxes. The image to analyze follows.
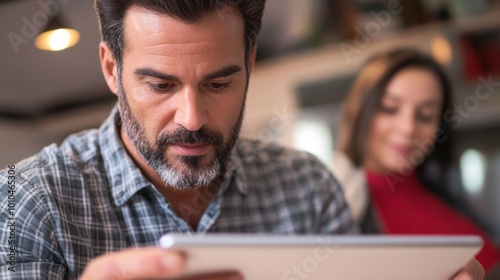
[35,14,80,51]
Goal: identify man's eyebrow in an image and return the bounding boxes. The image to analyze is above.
[203,65,242,80]
[134,68,180,82]
[133,65,242,81]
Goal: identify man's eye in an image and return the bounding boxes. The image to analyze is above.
[148,83,175,93]
[206,82,230,92]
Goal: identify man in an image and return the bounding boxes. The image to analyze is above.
[0,1,483,279]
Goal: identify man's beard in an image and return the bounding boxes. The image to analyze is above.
[117,86,244,190]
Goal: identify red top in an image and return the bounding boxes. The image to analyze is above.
[366,170,500,272]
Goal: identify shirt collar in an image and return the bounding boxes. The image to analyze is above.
[99,106,152,207]
[227,143,249,196]
[99,106,248,206]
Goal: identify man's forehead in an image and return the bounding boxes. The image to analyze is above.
[122,5,245,46]
[120,5,247,75]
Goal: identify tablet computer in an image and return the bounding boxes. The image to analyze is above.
[160,234,482,280]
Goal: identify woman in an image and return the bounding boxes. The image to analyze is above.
[333,48,500,276]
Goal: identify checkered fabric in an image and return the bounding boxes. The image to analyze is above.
[0,106,356,279]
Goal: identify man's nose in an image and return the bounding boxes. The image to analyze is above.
[173,87,208,131]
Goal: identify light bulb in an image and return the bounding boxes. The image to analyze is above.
[35,28,80,51]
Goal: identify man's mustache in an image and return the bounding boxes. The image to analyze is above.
[157,127,224,146]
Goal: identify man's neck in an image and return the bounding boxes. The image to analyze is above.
[157,182,220,230]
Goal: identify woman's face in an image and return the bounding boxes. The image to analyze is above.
[364,67,443,174]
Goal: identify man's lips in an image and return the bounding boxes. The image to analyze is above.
[170,143,211,156]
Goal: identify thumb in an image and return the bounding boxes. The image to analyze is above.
[452,272,473,280]
[80,247,185,280]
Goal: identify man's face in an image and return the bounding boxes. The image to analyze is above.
[116,6,250,189]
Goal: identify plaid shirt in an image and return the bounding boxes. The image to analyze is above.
[0,106,356,279]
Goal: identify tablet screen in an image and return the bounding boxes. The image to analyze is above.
[160,234,482,280]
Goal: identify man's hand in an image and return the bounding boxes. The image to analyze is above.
[79,247,243,280]
[451,258,485,280]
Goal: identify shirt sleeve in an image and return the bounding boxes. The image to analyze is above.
[0,167,71,280]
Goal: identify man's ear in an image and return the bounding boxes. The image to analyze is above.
[248,43,258,73]
[99,42,119,95]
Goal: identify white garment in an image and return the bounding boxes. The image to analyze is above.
[331,151,369,224]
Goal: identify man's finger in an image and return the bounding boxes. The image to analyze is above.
[80,247,185,280]
[451,258,484,280]
[452,272,473,280]
[174,271,244,280]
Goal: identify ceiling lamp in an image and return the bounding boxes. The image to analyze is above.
[431,36,453,65]
[35,14,80,52]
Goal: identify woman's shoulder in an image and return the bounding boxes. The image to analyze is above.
[331,151,369,223]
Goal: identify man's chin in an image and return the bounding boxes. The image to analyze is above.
[169,156,219,174]
[166,149,215,167]
[160,164,220,190]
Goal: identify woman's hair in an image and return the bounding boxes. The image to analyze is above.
[338,48,456,203]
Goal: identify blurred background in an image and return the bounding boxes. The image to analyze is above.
[1,0,499,244]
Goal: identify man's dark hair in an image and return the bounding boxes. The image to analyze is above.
[95,0,266,72]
